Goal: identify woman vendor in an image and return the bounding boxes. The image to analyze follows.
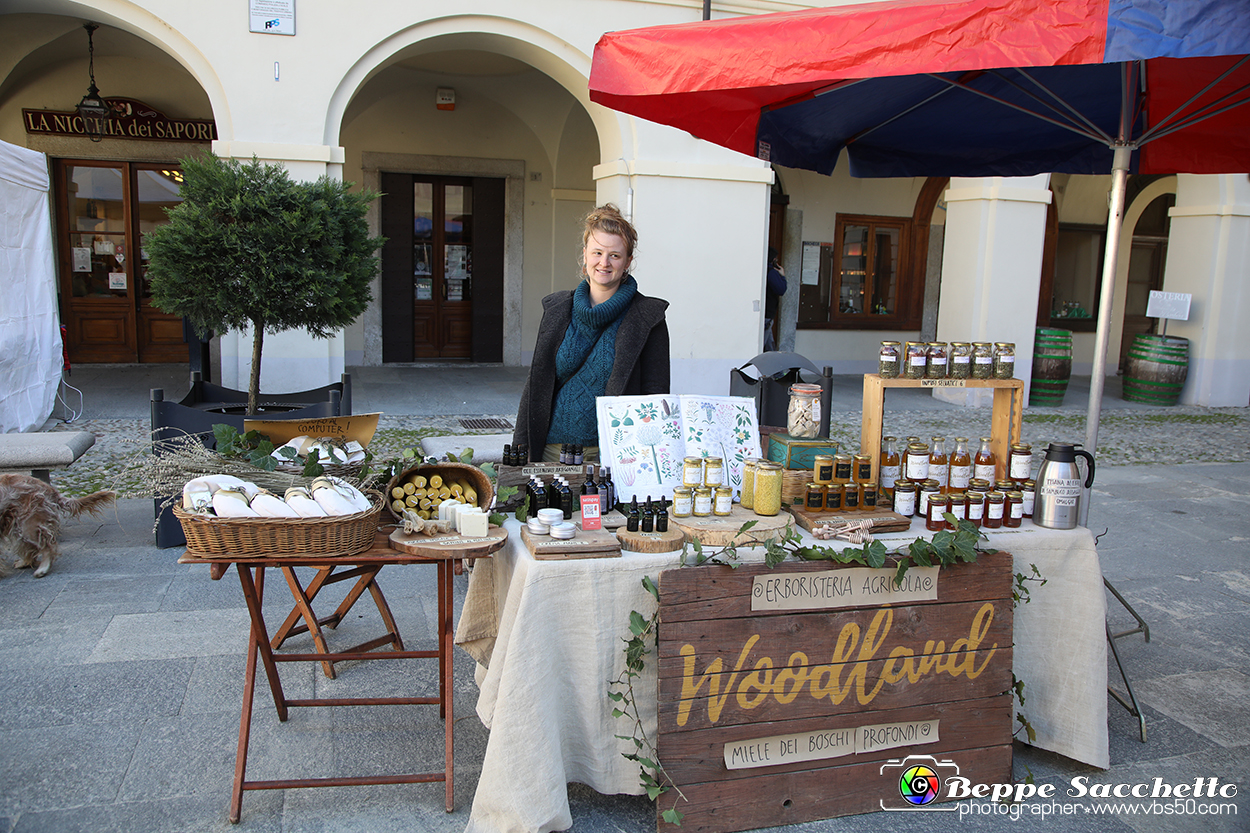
[513,204,670,462]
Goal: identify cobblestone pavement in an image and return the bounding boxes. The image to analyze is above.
[44,405,1250,497]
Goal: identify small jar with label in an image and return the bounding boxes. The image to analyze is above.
[905,341,928,379]
[1005,490,1024,527]
[995,479,1017,495]
[926,494,951,531]
[926,342,949,379]
[965,490,985,527]
[904,442,930,481]
[740,459,759,510]
[969,477,992,493]
[812,454,834,485]
[993,342,1016,379]
[825,482,845,512]
[879,436,901,492]
[918,479,942,519]
[947,493,967,529]
[949,342,973,379]
[804,482,827,513]
[853,453,873,483]
[843,481,861,512]
[704,456,725,487]
[672,486,693,518]
[1008,443,1033,482]
[984,491,1005,529]
[892,481,917,518]
[833,453,854,483]
[1021,479,1036,518]
[787,383,823,439]
[713,486,734,516]
[862,483,879,510]
[879,340,902,378]
[693,486,714,517]
[972,342,995,379]
[753,463,783,516]
[682,456,704,488]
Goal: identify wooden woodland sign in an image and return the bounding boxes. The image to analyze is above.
[655,554,1015,832]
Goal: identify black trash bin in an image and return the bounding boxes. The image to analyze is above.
[729,352,832,436]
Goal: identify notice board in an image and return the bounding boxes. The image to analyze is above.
[655,554,1015,831]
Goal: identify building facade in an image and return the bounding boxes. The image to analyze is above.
[2,0,1246,406]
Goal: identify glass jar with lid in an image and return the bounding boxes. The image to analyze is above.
[713,486,734,516]
[926,494,951,531]
[682,456,704,487]
[693,486,714,517]
[787,383,823,438]
[905,341,928,379]
[965,490,985,527]
[703,456,725,487]
[853,454,873,483]
[972,342,994,379]
[926,342,949,379]
[843,482,861,512]
[904,442,930,482]
[1004,490,1024,527]
[1021,479,1036,518]
[833,453,854,483]
[812,455,834,485]
[672,486,693,518]
[918,479,942,519]
[879,341,902,378]
[950,342,973,379]
[804,482,827,513]
[862,483,879,510]
[740,459,759,510]
[1008,443,1033,481]
[984,491,1005,529]
[947,493,967,528]
[892,481,917,517]
[825,482,844,512]
[993,342,1016,379]
[753,463,783,516]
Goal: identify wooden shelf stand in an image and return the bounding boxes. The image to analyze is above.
[860,374,1025,483]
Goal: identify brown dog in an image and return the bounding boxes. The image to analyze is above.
[0,474,116,578]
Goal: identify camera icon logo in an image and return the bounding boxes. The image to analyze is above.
[880,754,960,812]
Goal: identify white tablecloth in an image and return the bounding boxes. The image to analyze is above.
[456,517,1107,833]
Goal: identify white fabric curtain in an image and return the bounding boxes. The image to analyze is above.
[0,139,60,433]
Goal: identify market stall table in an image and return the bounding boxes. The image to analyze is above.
[181,529,505,823]
[456,516,1107,833]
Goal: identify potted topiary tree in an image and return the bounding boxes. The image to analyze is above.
[145,152,384,415]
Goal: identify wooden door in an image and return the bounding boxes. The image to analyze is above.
[56,160,184,363]
[380,173,504,363]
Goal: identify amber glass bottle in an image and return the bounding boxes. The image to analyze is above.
[949,437,972,491]
[929,437,949,493]
[973,437,996,482]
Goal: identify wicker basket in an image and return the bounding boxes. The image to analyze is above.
[383,461,495,521]
[175,494,383,557]
[782,469,810,505]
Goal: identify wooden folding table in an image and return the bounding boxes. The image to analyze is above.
[180,527,506,823]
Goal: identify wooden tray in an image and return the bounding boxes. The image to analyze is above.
[669,505,793,548]
[788,504,914,534]
[616,526,686,553]
[520,524,621,559]
[388,526,508,560]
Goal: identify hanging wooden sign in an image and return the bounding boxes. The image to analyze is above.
[655,554,1015,832]
[23,98,216,142]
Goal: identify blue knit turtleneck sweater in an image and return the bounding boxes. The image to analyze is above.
[546,275,638,445]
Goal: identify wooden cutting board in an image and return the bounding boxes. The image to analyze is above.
[668,505,793,548]
[388,526,509,559]
[616,526,686,553]
[521,524,622,559]
[788,504,914,534]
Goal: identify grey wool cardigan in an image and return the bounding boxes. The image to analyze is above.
[512,285,670,461]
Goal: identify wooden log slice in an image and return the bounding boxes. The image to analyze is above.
[388,525,508,560]
[669,505,792,548]
[616,526,686,553]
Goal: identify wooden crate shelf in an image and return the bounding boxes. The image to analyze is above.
[860,374,1024,484]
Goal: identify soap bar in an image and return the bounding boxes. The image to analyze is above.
[438,499,462,522]
[460,509,489,538]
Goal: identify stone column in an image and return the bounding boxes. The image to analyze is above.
[1162,173,1250,407]
[934,175,1052,407]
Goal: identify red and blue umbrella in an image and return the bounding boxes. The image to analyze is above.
[590,0,1250,476]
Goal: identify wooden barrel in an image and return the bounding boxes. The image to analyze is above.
[1029,328,1072,407]
[1123,334,1189,405]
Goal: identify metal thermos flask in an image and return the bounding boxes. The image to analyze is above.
[1032,442,1096,529]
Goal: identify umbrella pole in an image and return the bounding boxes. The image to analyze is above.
[1081,145,1133,526]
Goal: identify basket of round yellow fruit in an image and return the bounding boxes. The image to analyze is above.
[383,462,494,523]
